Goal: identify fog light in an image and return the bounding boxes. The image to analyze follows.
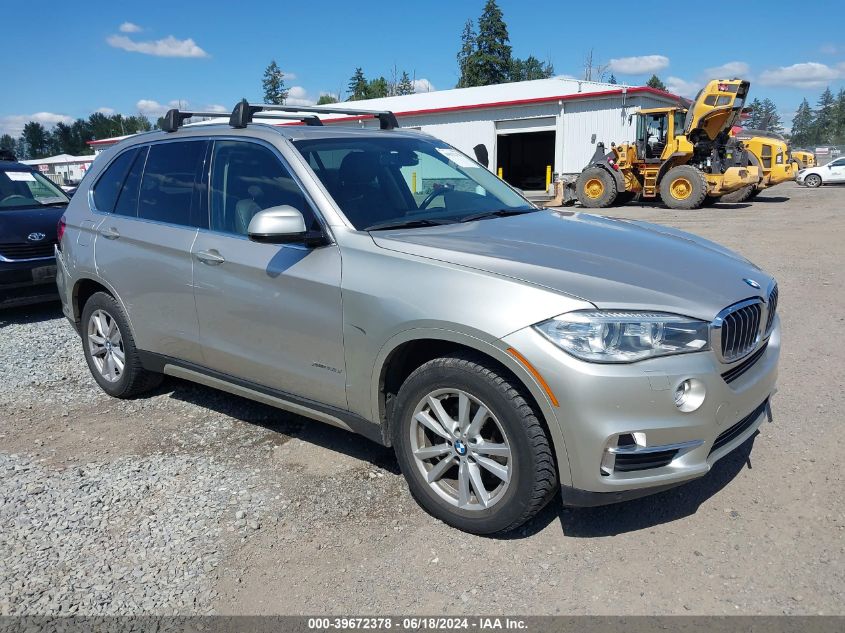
[673,378,705,413]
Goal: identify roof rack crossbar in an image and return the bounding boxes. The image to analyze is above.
[230,100,399,130]
[160,109,229,133]
[248,113,324,126]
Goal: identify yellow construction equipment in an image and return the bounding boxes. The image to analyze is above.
[790,149,815,169]
[721,130,796,202]
[575,79,760,210]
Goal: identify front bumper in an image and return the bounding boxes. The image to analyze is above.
[0,257,58,307]
[503,317,780,502]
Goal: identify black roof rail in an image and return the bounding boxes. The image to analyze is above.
[160,109,230,132]
[228,99,322,128]
[229,99,400,130]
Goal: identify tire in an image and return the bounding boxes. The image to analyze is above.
[659,165,708,209]
[720,185,757,204]
[804,174,822,188]
[701,195,719,207]
[575,167,618,208]
[391,352,557,535]
[80,291,163,398]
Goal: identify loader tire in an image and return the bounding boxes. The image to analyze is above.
[613,191,636,206]
[660,165,708,210]
[720,185,757,204]
[576,167,618,208]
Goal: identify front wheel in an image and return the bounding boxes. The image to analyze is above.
[391,353,557,534]
[659,165,708,209]
[575,167,618,208]
[804,174,822,188]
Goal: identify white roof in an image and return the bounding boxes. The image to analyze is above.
[20,153,95,165]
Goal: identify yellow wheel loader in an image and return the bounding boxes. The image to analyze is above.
[575,79,760,210]
[721,129,796,203]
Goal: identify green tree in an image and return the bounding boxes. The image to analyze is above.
[646,75,667,91]
[262,60,288,105]
[51,122,75,154]
[347,68,368,101]
[790,98,814,148]
[22,121,49,158]
[833,88,845,144]
[70,119,94,154]
[397,71,414,96]
[316,94,339,105]
[758,98,783,134]
[0,134,16,155]
[812,87,835,143]
[744,97,763,129]
[608,74,617,85]
[466,0,512,86]
[509,55,554,82]
[366,77,389,99]
[124,115,153,134]
[456,19,477,88]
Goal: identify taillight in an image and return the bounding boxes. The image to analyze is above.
[57,216,66,246]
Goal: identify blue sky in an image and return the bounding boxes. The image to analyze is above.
[2,0,843,137]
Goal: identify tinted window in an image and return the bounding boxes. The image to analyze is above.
[138,141,206,226]
[209,140,315,236]
[93,148,137,212]
[113,147,148,217]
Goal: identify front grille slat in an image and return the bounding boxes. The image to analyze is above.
[765,285,779,335]
[709,399,768,455]
[0,241,56,260]
[718,301,762,363]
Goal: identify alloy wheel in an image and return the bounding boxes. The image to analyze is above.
[86,309,125,383]
[409,388,512,511]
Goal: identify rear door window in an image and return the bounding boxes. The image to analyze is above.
[113,147,148,217]
[137,141,207,226]
[93,148,138,212]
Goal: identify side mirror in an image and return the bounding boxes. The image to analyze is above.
[248,205,307,244]
[473,144,489,168]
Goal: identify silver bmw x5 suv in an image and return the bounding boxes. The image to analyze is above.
[56,103,780,534]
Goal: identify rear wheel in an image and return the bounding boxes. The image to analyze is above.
[81,292,162,398]
[575,167,618,208]
[804,174,822,188]
[391,353,557,534]
[613,191,636,206]
[659,165,708,209]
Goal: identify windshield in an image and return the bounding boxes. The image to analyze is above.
[0,168,69,209]
[293,136,534,230]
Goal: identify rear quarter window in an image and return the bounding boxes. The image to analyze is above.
[92,148,138,212]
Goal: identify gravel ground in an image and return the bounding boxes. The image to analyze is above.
[0,181,843,616]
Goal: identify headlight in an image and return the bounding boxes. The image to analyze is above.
[534,310,710,363]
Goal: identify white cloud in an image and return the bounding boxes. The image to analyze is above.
[758,62,843,88]
[206,104,228,113]
[119,22,142,33]
[704,61,750,78]
[608,55,669,75]
[412,78,435,93]
[135,99,186,117]
[665,76,700,98]
[0,112,74,137]
[95,107,116,115]
[107,34,208,58]
[285,86,316,106]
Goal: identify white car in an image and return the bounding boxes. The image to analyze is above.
[796,157,845,188]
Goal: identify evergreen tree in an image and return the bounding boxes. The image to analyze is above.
[317,94,339,105]
[15,137,27,160]
[347,68,368,101]
[456,19,477,88]
[509,56,554,82]
[397,71,414,96]
[466,0,512,86]
[262,60,288,105]
[646,75,667,91]
[608,74,617,85]
[812,87,835,143]
[22,122,49,158]
[366,77,389,99]
[0,134,16,155]
[790,98,814,148]
[833,88,845,144]
[51,122,75,154]
[758,98,783,134]
[744,97,763,129]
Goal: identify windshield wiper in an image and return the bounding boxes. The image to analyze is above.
[458,208,536,223]
[365,218,454,231]
[40,201,69,207]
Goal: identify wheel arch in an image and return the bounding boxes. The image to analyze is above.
[372,328,573,486]
[71,277,134,333]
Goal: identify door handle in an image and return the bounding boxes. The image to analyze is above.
[195,249,225,265]
[99,226,120,240]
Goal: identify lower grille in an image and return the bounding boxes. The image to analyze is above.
[0,241,57,260]
[721,340,768,384]
[709,399,768,455]
[614,450,677,472]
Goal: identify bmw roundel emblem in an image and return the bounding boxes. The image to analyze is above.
[454,440,468,456]
[743,278,761,289]
[27,232,46,242]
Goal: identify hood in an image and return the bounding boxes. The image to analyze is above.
[371,210,772,321]
[0,205,65,247]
